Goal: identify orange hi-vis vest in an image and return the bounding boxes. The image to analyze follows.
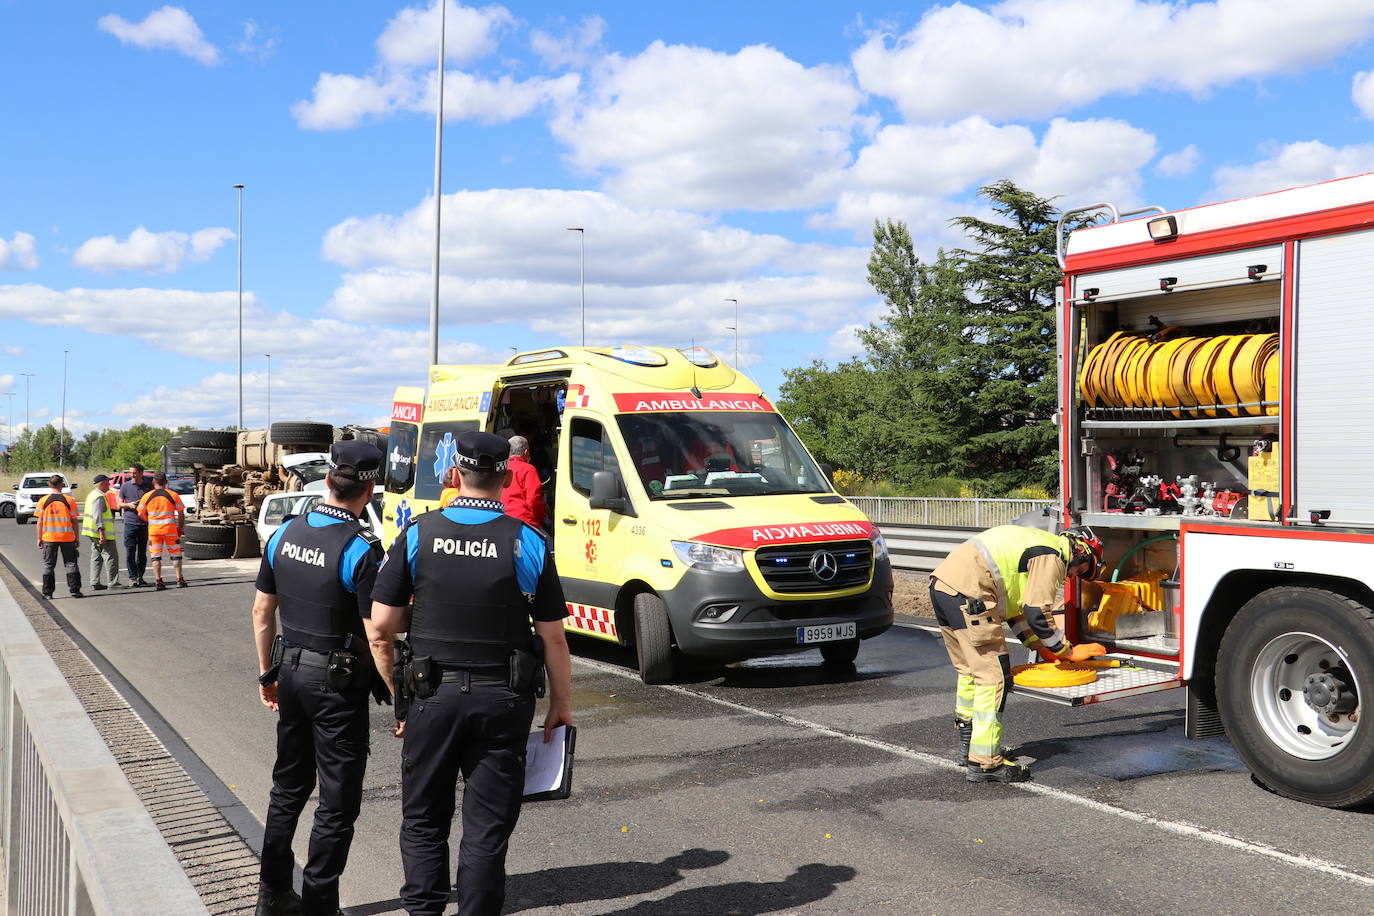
[38,493,79,543]
[138,488,183,536]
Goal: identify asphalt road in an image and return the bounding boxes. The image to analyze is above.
[3,520,1373,915]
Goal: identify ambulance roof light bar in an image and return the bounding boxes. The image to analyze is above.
[1055,202,1167,269]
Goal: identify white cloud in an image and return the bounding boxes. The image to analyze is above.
[376,0,513,67]
[235,20,279,60]
[1156,144,1203,177]
[551,41,867,210]
[531,15,606,69]
[1208,140,1374,201]
[1,345,22,357]
[1013,117,1157,205]
[853,0,1374,122]
[1353,69,1374,119]
[97,5,220,66]
[0,232,39,270]
[850,118,1037,196]
[70,226,234,274]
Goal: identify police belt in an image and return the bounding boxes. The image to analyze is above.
[434,662,510,684]
[285,645,333,669]
[282,627,356,653]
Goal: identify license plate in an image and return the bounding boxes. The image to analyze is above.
[797,622,856,644]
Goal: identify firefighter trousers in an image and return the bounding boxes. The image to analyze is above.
[41,542,81,597]
[929,582,1012,767]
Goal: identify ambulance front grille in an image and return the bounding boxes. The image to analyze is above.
[755,540,872,593]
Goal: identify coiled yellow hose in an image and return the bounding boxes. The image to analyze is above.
[1080,331,1278,416]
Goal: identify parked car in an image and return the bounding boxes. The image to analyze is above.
[0,491,14,518]
[255,485,383,545]
[167,475,197,516]
[13,472,74,525]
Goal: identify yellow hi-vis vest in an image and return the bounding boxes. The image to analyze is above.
[83,489,115,539]
[969,525,1071,615]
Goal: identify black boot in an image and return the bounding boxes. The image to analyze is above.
[955,716,972,763]
[255,884,303,916]
[967,760,1032,783]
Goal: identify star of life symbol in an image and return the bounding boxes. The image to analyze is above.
[397,499,413,529]
[433,432,458,478]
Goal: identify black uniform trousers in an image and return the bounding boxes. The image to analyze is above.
[124,520,148,582]
[260,651,370,915]
[41,541,81,596]
[400,671,535,916]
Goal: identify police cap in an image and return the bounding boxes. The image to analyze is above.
[454,430,510,472]
[329,439,384,481]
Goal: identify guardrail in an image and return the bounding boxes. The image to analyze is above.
[878,524,969,573]
[0,585,208,915]
[850,496,1053,528]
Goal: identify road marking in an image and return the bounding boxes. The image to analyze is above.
[893,619,940,634]
[572,655,1374,889]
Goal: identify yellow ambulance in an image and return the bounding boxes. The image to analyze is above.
[380,345,893,682]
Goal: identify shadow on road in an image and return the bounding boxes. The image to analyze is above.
[504,848,731,912]
[600,862,858,915]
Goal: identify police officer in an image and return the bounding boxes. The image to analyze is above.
[369,431,574,916]
[251,441,389,916]
[928,525,1103,783]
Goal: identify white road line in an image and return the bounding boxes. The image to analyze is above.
[893,619,940,633]
[572,655,1374,889]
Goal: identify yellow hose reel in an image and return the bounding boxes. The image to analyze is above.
[1080,330,1278,417]
[1011,658,1123,688]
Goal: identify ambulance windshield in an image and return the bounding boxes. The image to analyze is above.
[616,412,831,499]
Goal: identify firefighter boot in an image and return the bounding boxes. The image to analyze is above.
[955,717,972,763]
[255,884,303,916]
[967,760,1032,783]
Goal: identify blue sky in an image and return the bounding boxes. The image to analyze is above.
[3,0,1374,442]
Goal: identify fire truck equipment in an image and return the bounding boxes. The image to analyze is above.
[1080,330,1278,417]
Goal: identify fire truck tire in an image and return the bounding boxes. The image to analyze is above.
[183,429,236,449]
[183,540,234,561]
[182,447,233,467]
[820,638,860,667]
[634,592,674,685]
[184,523,236,546]
[270,422,333,445]
[1217,586,1374,808]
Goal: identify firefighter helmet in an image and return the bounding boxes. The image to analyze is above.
[1063,527,1103,580]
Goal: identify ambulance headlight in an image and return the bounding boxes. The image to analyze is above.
[672,541,745,572]
[871,532,889,561]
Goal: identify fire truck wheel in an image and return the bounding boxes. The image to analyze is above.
[633,592,674,685]
[820,638,860,667]
[1217,586,1374,808]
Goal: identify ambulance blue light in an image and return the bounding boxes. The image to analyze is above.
[679,346,718,368]
[599,346,668,367]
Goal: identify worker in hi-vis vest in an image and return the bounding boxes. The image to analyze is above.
[929,525,1103,783]
[36,475,83,600]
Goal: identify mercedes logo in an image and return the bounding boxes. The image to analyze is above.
[809,550,839,581]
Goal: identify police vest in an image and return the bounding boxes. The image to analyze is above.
[273,507,379,651]
[82,490,115,538]
[408,510,533,667]
[971,525,1071,614]
[38,494,78,543]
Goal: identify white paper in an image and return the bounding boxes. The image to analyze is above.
[524,725,568,796]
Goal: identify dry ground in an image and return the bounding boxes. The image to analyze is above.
[892,568,934,619]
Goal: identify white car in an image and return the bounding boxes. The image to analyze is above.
[0,490,14,519]
[256,485,384,544]
[13,472,74,525]
[167,475,197,516]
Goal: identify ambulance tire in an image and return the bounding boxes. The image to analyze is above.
[183,430,235,449]
[184,523,235,546]
[183,540,234,561]
[820,638,860,667]
[270,422,333,445]
[1217,586,1374,809]
[183,447,233,467]
[633,592,674,684]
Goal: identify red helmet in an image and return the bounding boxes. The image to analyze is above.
[1063,527,1103,580]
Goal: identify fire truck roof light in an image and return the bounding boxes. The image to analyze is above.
[1147,215,1179,241]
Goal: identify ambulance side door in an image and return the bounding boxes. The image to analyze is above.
[555,416,629,616]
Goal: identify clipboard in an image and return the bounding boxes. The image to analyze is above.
[523,725,576,801]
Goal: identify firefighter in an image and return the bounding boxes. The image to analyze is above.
[137,472,187,590]
[36,475,82,599]
[251,440,389,916]
[369,431,574,916]
[928,525,1102,782]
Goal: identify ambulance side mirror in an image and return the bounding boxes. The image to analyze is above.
[820,463,836,485]
[589,470,627,513]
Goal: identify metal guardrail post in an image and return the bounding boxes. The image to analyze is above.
[0,583,208,915]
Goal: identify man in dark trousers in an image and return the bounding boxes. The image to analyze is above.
[36,475,82,599]
[369,430,574,916]
[251,441,388,916]
[117,463,153,586]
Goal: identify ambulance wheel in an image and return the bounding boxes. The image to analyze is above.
[183,447,233,467]
[1217,586,1374,808]
[270,422,333,445]
[820,638,860,667]
[183,541,233,561]
[185,523,235,546]
[183,429,235,449]
[633,592,674,684]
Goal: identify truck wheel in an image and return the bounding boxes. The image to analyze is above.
[183,541,234,561]
[182,446,234,467]
[183,429,235,449]
[634,592,674,684]
[184,523,235,546]
[270,422,333,445]
[820,638,860,667]
[1217,586,1374,808]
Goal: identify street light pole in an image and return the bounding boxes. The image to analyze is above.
[724,298,739,368]
[265,353,272,429]
[566,227,585,345]
[428,0,447,369]
[234,183,245,430]
[59,349,68,466]
[19,372,34,436]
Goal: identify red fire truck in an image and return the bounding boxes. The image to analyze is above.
[1030,173,1374,808]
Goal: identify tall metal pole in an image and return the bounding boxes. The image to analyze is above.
[59,349,68,466]
[566,227,585,345]
[724,298,739,368]
[19,373,34,435]
[265,353,272,429]
[234,183,245,430]
[428,0,447,369]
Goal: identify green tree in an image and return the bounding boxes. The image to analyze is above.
[111,424,172,470]
[6,425,76,472]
